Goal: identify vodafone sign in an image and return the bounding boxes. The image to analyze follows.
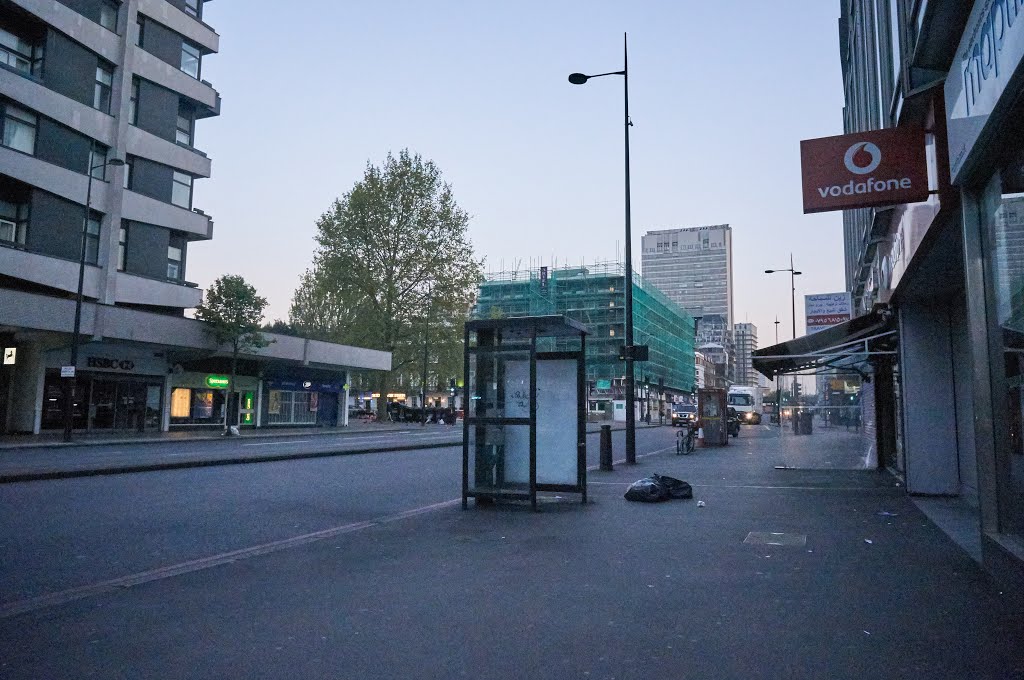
[800,128,929,214]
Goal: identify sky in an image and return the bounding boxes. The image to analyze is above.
[190,0,847,349]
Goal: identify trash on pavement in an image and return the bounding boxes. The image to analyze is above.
[864,539,873,544]
[624,474,693,503]
[878,511,898,517]
[697,500,706,508]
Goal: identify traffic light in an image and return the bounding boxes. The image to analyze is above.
[793,382,802,400]
[449,378,457,397]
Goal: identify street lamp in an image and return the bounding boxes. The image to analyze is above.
[63,155,125,442]
[765,254,802,424]
[569,32,638,464]
[421,285,432,426]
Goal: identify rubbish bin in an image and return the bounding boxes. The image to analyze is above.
[792,410,801,435]
[801,411,814,435]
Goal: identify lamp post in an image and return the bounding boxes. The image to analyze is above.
[63,156,125,442]
[766,255,802,425]
[421,285,432,426]
[569,32,637,463]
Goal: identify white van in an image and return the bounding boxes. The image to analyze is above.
[727,386,762,425]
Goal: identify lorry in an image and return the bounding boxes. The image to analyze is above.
[727,385,763,425]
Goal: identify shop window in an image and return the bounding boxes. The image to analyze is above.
[170,387,190,418]
[193,390,214,419]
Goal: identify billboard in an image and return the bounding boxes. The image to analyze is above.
[805,292,852,335]
[800,128,929,213]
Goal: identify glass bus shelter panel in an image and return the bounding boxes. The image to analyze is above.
[467,423,532,496]
[467,351,532,420]
[536,358,580,486]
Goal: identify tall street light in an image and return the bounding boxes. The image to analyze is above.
[421,285,432,426]
[765,254,802,422]
[569,32,637,464]
[63,155,125,442]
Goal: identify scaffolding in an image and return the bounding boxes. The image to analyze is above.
[475,262,696,394]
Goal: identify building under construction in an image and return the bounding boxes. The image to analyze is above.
[474,263,696,415]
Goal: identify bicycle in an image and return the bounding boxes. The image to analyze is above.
[676,425,696,455]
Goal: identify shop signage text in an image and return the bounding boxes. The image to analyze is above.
[946,0,1024,182]
[87,357,136,371]
[205,375,230,389]
[805,293,852,335]
[800,128,929,213]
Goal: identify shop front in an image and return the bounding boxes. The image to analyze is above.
[41,344,168,433]
[168,373,260,429]
[946,1,1024,582]
[264,379,346,427]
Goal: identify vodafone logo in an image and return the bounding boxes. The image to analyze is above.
[843,142,882,175]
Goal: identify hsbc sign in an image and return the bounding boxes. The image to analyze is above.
[800,128,930,214]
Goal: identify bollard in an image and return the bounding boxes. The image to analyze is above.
[600,424,613,471]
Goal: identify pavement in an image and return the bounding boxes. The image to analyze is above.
[1,425,1022,679]
[0,419,663,482]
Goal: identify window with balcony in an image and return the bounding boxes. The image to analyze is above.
[1,103,36,154]
[167,245,182,280]
[0,198,28,246]
[94,63,113,113]
[171,171,192,208]
[135,15,144,47]
[99,1,119,32]
[118,222,127,270]
[128,77,139,124]
[85,213,101,265]
[180,42,200,79]
[176,103,193,146]
[185,0,202,18]
[0,27,43,76]
[123,156,133,189]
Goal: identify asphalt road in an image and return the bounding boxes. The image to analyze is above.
[3,424,1021,679]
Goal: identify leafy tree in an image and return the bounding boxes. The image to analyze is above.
[195,274,270,434]
[290,149,482,418]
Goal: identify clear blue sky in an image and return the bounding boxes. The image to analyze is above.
[191,1,846,347]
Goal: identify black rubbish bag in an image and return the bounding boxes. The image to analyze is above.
[624,474,693,502]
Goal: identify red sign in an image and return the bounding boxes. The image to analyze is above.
[800,128,929,214]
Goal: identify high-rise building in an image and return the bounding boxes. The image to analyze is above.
[641,225,734,327]
[733,322,758,387]
[0,0,390,435]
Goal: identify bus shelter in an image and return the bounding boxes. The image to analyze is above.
[462,316,589,510]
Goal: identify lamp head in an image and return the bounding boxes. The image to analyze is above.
[107,158,126,167]
[764,269,775,274]
[794,271,803,276]
[568,73,589,85]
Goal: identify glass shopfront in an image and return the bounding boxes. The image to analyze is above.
[41,372,163,432]
[980,141,1024,537]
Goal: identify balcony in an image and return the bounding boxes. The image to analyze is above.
[115,270,202,309]
[0,243,103,299]
[120,190,212,239]
[0,145,111,208]
[137,0,220,54]
[124,126,211,178]
[0,68,116,147]
[9,0,122,65]
[128,46,219,113]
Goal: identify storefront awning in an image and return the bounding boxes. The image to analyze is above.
[752,308,897,378]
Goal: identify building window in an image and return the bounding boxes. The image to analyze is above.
[123,157,133,189]
[118,222,127,270]
[185,0,201,18]
[171,171,192,208]
[94,63,113,113]
[180,42,200,79]
[1,103,36,154]
[99,1,119,32]
[85,213,101,265]
[0,199,28,246]
[0,27,42,76]
[128,77,139,124]
[88,142,110,179]
[135,15,144,47]
[176,104,193,146]
[167,245,182,279]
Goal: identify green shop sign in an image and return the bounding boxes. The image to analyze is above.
[596,379,612,390]
[205,375,230,389]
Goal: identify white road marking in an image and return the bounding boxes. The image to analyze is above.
[242,440,311,447]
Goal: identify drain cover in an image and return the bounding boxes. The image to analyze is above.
[744,532,807,547]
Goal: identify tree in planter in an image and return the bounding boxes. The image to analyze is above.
[289,149,482,420]
[195,274,270,434]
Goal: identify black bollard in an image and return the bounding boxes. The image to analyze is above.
[600,424,613,471]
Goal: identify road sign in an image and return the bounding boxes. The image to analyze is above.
[60,366,76,378]
[3,348,15,365]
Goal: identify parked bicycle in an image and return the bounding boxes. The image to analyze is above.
[676,424,696,455]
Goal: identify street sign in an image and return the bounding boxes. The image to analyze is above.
[539,266,548,291]
[60,366,76,378]
[3,347,15,365]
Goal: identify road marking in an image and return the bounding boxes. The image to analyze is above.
[242,440,311,447]
[0,440,673,619]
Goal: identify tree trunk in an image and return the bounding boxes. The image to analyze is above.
[375,371,390,422]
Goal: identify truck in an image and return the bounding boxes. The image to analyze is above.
[727,385,763,425]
